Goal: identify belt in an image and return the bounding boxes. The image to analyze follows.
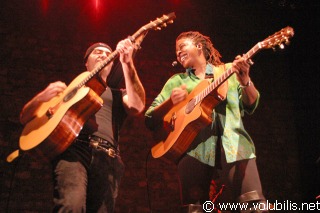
[76,135,119,158]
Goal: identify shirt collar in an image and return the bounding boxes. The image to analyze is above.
[186,63,214,78]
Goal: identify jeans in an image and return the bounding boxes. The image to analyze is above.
[52,148,125,213]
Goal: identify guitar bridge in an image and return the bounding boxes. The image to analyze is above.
[170,112,177,131]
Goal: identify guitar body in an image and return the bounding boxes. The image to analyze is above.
[151,80,228,164]
[7,13,178,163]
[15,13,177,162]
[19,71,103,161]
[151,25,294,164]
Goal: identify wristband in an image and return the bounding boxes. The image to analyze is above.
[239,79,252,88]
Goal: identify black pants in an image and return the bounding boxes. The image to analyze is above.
[52,146,125,213]
[177,150,265,206]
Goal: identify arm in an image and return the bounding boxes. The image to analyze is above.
[20,81,67,125]
[150,84,187,120]
[145,83,187,130]
[117,38,146,115]
[240,80,259,107]
[232,55,259,106]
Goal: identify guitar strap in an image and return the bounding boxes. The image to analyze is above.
[213,64,228,103]
[111,88,127,148]
[212,64,227,83]
[107,59,123,88]
[212,63,227,170]
[215,117,223,170]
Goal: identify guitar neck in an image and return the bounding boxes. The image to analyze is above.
[75,13,176,89]
[75,30,143,89]
[195,43,261,105]
[78,50,120,89]
[243,42,262,60]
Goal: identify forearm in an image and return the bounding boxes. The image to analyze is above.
[19,81,66,125]
[122,61,146,114]
[145,98,173,130]
[20,95,42,125]
[150,99,173,121]
[240,80,259,106]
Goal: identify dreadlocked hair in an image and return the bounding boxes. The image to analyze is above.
[176,31,223,66]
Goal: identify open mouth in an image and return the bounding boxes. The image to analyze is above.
[180,53,188,62]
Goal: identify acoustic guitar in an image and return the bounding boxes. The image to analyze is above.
[151,26,294,164]
[7,12,176,162]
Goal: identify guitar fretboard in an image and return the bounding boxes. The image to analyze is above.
[74,12,175,89]
[77,50,120,89]
[194,42,262,106]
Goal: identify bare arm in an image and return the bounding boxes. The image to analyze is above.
[145,84,188,130]
[117,38,145,115]
[240,80,258,106]
[20,81,67,125]
[151,84,187,120]
[232,55,258,106]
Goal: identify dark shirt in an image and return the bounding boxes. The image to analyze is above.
[54,87,126,170]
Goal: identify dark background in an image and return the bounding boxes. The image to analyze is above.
[0,0,319,212]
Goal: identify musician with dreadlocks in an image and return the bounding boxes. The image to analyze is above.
[145,31,268,212]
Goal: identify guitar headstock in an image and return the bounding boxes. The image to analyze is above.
[144,12,176,31]
[130,12,176,44]
[259,26,294,50]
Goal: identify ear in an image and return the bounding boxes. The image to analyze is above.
[196,44,202,50]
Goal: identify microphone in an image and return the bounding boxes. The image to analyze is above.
[172,61,178,67]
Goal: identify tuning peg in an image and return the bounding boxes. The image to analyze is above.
[279,43,285,49]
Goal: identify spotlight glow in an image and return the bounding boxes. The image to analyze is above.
[41,0,49,15]
[95,0,99,11]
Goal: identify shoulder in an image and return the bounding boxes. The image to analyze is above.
[169,72,189,80]
[163,72,189,88]
[224,62,232,69]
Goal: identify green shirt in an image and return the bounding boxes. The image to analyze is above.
[145,63,260,166]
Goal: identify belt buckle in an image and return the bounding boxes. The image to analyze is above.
[89,139,116,158]
[107,149,116,158]
[89,140,99,148]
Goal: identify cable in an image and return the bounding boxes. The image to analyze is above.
[5,152,25,212]
[145,149,153,213]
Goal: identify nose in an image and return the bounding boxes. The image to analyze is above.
[176,50,182,56]
[100,51,111,59]
[176,50,182,60]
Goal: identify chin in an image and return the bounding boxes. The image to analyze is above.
[183,63,192,69]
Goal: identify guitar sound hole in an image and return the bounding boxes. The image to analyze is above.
[185,99,196,114]
[63,88,78,102]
